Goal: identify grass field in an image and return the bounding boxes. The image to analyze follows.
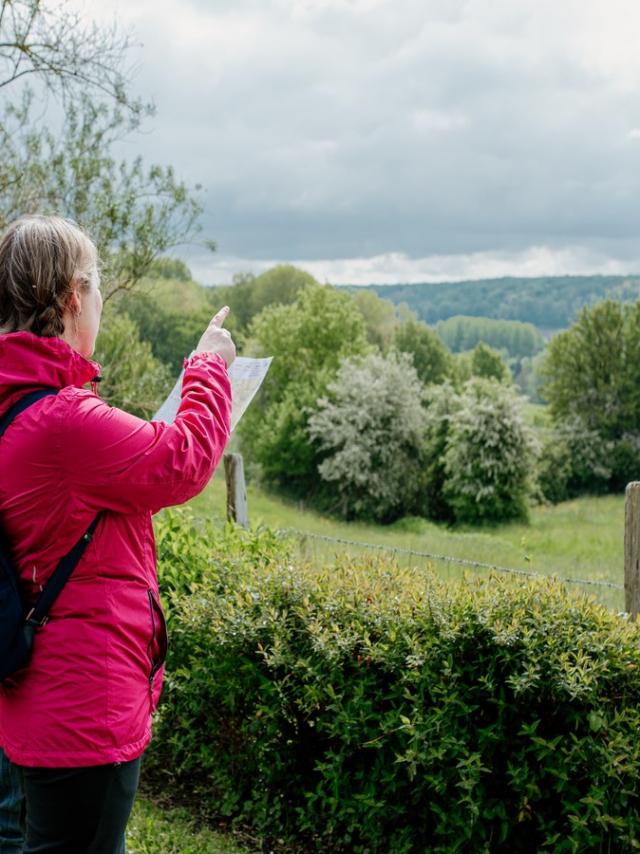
[128,797,250,853]
[187,470,625,611]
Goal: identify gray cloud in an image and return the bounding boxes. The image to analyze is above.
[74,0,640,279]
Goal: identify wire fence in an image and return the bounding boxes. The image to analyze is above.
[219,455,638,617]
[281,527,625,612]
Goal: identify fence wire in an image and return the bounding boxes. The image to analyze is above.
[281,528,624,593]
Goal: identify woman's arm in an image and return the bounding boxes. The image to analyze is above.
[60,352,232,515]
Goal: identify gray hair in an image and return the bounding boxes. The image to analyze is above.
[0,215,97,337]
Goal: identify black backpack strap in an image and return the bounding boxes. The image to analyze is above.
[26,512,103,627]
[0,388,59,438]
[0,387,102,628]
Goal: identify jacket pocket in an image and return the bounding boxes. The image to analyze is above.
[146,589,168,683]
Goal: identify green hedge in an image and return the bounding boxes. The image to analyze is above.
[148,512,640,853]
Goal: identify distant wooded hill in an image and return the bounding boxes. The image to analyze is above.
[346,275,640,330]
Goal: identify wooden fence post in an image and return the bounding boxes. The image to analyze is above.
[624,482,640,619]
[224,453,248,527]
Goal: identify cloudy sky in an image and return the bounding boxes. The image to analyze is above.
[72,0,640,284]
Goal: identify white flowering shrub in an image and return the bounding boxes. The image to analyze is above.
[307,352,427,521]
[443,378,538,524]
[421,382,462,522]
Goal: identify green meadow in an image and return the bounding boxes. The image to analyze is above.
[187,470,626,612]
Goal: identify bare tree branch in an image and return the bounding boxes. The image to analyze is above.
[0,1,208,295]
[0,0,146,113]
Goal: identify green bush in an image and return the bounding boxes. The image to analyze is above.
[421,379,536,525]
[536,420,613,504]
[147,520,640,853]
[443,378,537,524]
[536,419,640,504]
[153,509,292,625]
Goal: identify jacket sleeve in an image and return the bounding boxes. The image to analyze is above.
[59,352,232,515]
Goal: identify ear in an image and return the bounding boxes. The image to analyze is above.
[66,286,82,316]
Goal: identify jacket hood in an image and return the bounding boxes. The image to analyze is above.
[0,331,100,416]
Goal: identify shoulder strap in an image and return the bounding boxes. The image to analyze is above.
[27,513,102,626]
[0,388,59,438]
[0,387,102,627]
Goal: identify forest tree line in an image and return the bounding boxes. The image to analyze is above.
[91,261,640,527]
[360,275,640,329]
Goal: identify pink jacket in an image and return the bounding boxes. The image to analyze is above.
[0,331,231,767]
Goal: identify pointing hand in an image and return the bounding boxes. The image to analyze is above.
[196,306,236,367]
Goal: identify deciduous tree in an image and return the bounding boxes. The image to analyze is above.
[241,285,369,492]
[393,319,452,385]
[470,342,511,383]
[93,310,172,419]
[0,2,204,295]
[542,300,640,439]
[214,266,317,335]
[352,289,399,352]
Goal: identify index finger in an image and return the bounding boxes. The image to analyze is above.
[211,306,230,328]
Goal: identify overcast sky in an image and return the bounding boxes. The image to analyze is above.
[72,0,640,284]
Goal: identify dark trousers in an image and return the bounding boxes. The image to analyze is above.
[20,757,141,854]
[0,747,24,853]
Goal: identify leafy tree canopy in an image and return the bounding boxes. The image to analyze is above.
[470,342,511,383]
[452,343,511,388]
[393,319,452,385]
[94,309,172,419]
[147,257,193,282]
[351,289,401,351]
[247,284,370,407]
[0,3,204,296]
[117,292,211,374]
[240,284,370,492]
[357,276,640,330]
[215,265,317,335]
[0,0,142,109]
[1,94,203,297]
[436,315,544,358]
[541,299,640,440]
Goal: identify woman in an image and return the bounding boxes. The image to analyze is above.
[0,215,235,852]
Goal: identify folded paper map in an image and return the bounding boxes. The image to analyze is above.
[153,355,272,431]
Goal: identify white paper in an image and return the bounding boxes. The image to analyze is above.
[226,357,273,431]
[153,355,272,431]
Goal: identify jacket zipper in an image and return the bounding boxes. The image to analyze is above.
[146,589,168,684]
